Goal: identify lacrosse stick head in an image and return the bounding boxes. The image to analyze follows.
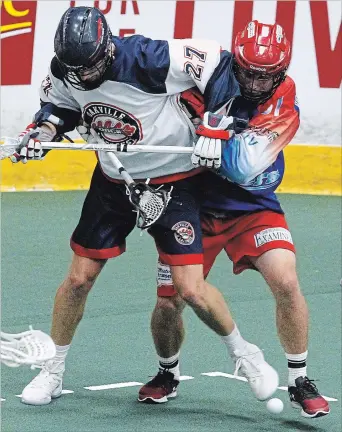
[1,328,56,368]
[0,137,20,160]
[128,183,172,230]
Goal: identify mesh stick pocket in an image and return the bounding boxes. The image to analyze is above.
[1,328,56,368]
[127,182,173,230]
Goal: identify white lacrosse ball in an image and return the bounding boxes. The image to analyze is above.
[266,398,284,414]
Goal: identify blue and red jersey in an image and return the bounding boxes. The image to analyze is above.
[182,76,300,214]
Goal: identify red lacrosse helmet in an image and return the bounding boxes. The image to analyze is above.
[232,20,291,104]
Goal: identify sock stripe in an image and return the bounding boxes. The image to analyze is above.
[288,360,306,369]
[159,360,179,370]
[286,352,308,386]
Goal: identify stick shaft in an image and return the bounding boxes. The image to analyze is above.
[59,142,193,154]
[1,141,193,154]
[89,129,136,186]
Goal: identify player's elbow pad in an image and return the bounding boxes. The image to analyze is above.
[36,102,81,134]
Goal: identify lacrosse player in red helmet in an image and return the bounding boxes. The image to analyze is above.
[140,21,330,419]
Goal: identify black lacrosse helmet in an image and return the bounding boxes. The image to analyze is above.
[54,6,113,91]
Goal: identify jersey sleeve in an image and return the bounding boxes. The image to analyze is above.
[166,39,240,108]
[220,77,300,184]
[37,57,82,133]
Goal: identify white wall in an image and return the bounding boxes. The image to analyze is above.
[1,0,341,144]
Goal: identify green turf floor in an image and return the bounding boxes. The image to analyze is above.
[1,192,341,432]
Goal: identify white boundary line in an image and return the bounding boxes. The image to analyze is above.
[84,376,194,391]
[85,382,143,391]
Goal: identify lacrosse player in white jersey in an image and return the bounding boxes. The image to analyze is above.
[12,7,278,405]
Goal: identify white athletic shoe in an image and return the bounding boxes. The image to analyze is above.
[21,361,64,406]
[232,343,279,401]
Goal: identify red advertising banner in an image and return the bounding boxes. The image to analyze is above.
[0,0,37,85]
[0,1,340,88]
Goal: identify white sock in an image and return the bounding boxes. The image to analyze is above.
[221,324,248,357]
[286,351,308,386]
[46,344,70,374]
[55,344,70,360]
[158,351,180,380]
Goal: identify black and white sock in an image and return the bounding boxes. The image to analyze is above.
[286,351,308,387]
[158,351,180,380]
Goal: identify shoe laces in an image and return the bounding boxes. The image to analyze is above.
[234,350,263,379]
[297,377,320,398]
[29,369,62,389]
[148,369,175,387]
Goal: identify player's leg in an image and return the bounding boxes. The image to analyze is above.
[149,232,226,359]
[198,215,279,402]
[251,250,308,362]
[251,249,329,418]
[171,266,280,402]
[139,182,223,403]
[21,254,106,406]
[150,176,235,335]
[170,264,235,334]
[151,288,186,361]
[139,227,232,403]
[138,290,185,403]
[21,165,137,406]
[51,255,106,346]
[146,182,278,402]
[225,210,329,418]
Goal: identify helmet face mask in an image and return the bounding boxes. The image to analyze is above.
[233,61,286,104]
[60,40,114,91]
[232,21,291,104]
[54,7,114,91]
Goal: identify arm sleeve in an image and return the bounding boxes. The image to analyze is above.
[219,77,300,184]
[37,57,82,133]
[165,39,240,107]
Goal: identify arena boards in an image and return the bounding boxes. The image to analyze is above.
[1,143,341,196]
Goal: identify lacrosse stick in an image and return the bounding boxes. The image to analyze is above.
[0,137,193,161]
[90,129,173,229]
[1,327,56,368]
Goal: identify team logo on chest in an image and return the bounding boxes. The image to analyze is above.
[83,102,142,145]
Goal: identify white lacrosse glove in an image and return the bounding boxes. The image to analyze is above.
[192,112,245,170]
[11,123,57,164]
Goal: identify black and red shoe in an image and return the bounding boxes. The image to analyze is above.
[289,376,330,418]
[138,369,179,403]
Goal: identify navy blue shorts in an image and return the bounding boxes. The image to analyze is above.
[71,165,204,265]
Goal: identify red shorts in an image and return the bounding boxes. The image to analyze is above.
[157,210,296,297]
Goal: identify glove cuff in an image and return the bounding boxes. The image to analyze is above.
[26,123,37,130]
[196,125,232,140]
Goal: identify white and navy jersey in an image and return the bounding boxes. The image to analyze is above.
[39,35,239,182]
